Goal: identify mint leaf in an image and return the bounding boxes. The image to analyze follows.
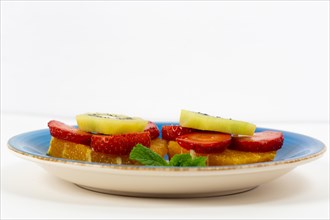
[129,144,207,167]
[129,144,168,166]
[188,156,207,167]
[169,154,192,166]
[169,154,207,167]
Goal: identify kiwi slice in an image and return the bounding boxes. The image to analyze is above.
[76,113,148,135]
[179,110,256,136]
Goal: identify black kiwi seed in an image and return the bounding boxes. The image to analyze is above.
[198,111,222,119]
[197,112,209,116]
[87,113,134,120]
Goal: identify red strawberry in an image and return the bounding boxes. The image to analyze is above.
[162,125,195,141]
[91,132,151,155]
[144,121,160,139]
[48,120,92,145]
[176,132,232,154]
[230,131,284,152]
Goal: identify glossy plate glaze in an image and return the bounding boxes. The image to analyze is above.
[7,123,326,198]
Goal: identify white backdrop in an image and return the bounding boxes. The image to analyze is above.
[1,1,329,123]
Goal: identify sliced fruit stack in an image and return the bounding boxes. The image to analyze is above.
[164,110,284,166]
[47,110,284,166]
[47,113,167,164]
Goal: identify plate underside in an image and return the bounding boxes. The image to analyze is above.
[76,184,258,198]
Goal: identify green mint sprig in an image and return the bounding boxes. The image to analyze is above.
[129,144,207,167]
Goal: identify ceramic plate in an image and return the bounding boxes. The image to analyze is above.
[8,123,326,198]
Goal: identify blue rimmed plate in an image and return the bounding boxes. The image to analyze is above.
[7,123,326,198]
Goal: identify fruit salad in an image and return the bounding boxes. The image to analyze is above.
[47,110,284,167]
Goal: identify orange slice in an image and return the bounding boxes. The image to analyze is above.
[48,137,168,165]
[168,141,276,166]
[150,138,168,158]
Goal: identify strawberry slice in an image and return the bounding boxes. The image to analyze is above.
[230,131,284,152]
[144,121,160,139]
[176,132,231,154]
[48,120,92,145]
[162,125,195,141]
[91,132,151,155]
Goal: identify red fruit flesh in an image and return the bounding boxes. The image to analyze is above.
[91,132,151,155]
[161,125,195,141]
[176,132,231,154]
[48,120,92,145]
[144,121,160,139]
[230,131,284,152]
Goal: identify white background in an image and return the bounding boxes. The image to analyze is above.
[1,1,329,219]
[1,1,329,123]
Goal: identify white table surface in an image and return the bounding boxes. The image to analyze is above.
[1,113,329,219]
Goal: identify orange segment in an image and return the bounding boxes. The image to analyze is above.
[49,137,92,161]
[91,151,133,164]
[150,138,168,158]
[48,137,168,165]
[48,137,65,157]
[168,141,276,166]
[207,149,276,166]
[168,140,189,158]
[62,143,92,162]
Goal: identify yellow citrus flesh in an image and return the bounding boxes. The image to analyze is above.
[49,137,92,161]
[150,138,168,158]
[48,137,168,165]
[168,141,276,166]
[91,151,134,164]
[48,138,65,158]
